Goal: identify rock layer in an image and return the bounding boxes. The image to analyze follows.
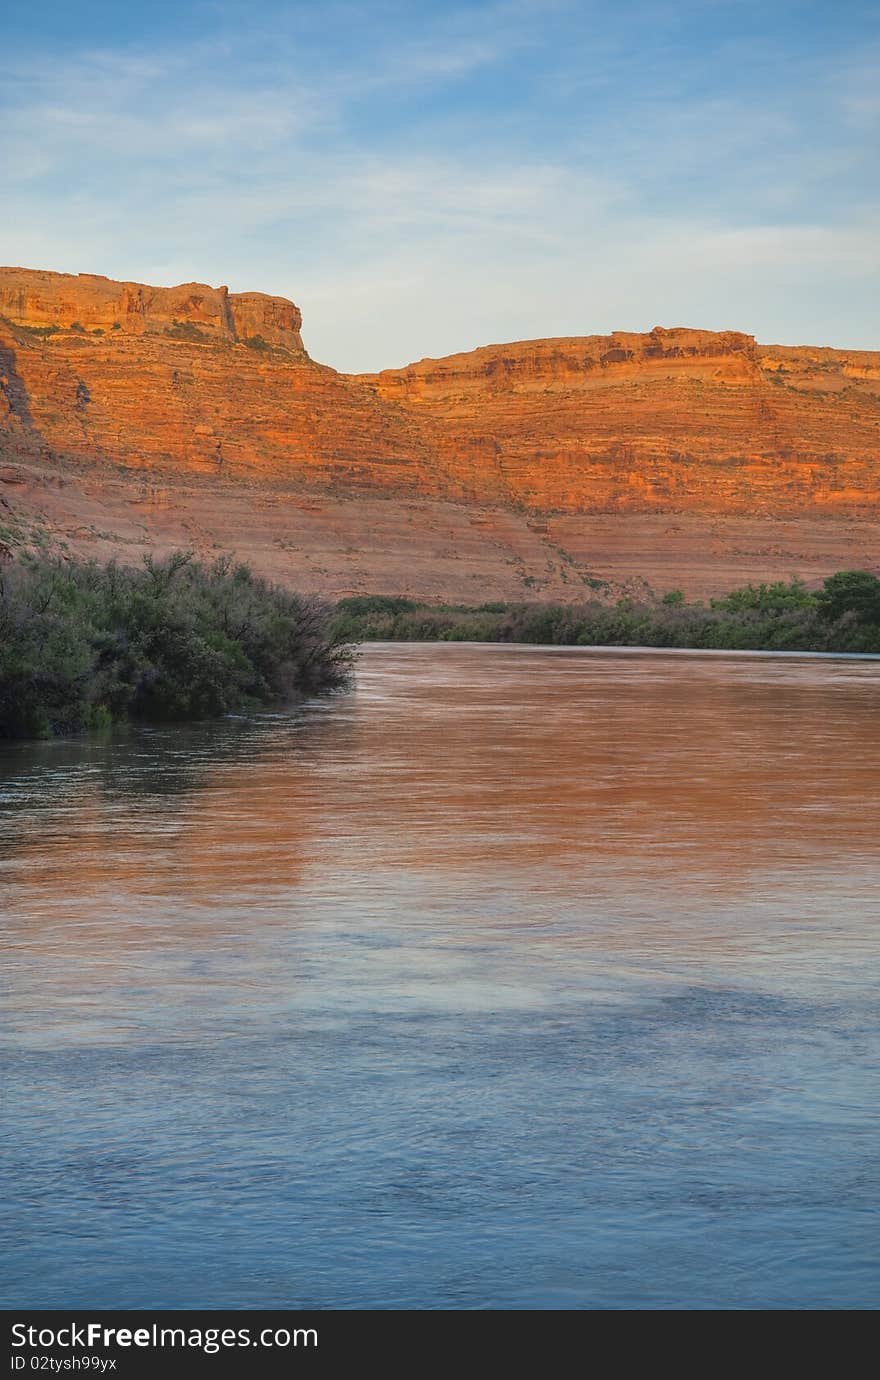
[1,266,878,599]
[357,329,880,515]
[0,267,304,348]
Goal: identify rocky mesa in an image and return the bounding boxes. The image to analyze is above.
[1,265,878,601]
[0,267,304,348]
[357,328,880,514]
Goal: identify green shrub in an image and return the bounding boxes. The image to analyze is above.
[333,573,880,655]
[0,552,353,740]
[336,595,419,616]
[816,570,880,626]
[165,320,212,343]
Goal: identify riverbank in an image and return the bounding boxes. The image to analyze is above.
[4,557,878,740]
[0,552,352,739]
[331,572,880,654]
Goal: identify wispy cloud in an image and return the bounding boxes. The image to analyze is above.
[1,1,878,368]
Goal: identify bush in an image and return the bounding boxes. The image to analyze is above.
[816,570,880,626]
[0,552,353,740]
[165,319,212,343]
[332,572,880,655]
[331,594,420,641]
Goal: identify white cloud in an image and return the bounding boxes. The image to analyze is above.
[1,5,878,368]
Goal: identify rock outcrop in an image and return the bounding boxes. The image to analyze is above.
[0,268,441,491]
[357,329,880,515]
[1,265,878,600]
[0,267,304,349]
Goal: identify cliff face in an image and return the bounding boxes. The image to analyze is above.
[1,266,878,601]
[0,267,440,491]
[363,327,761,396]
[0,267,304,349]
[357,329,880,515]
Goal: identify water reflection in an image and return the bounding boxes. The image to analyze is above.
[1,646,878,1309]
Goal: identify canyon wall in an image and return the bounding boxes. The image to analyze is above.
[1,267,878,600]
[357,328,880,515]
[0,267,304,348]
[0,268,440,491]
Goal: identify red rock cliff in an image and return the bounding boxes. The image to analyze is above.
[1,266,878,600]
[0,267,440,490]
[0,267,304,349]
[356,329,880,514]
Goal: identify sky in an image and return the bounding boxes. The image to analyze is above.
[2,1,878,371]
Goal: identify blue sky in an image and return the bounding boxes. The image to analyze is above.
[3,1,878,370]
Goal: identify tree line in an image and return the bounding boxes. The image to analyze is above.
[330,571,880,654]
[3,555,878,741]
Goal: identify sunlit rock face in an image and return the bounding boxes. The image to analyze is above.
[0,267,440,488]
[356,328,880,514]
[0,267,304,348]
[1,266,879,601]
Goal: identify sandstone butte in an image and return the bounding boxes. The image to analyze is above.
[1,265,879,602]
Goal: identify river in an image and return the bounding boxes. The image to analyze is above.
[2,644,878,1309]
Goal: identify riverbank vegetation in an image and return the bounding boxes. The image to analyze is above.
[331,572,880,654]
[0,552,352,739]
[3,558,877,740]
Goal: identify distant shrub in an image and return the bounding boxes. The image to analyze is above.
[0,552,353,740]
[333,572,880,655]
[331,594,424,641]
[336,595,419,617]
[816,570,880,627]
[244,334,272,352]
[711,578,814,615]
[165,319,212,343]
[69,321,86,334]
